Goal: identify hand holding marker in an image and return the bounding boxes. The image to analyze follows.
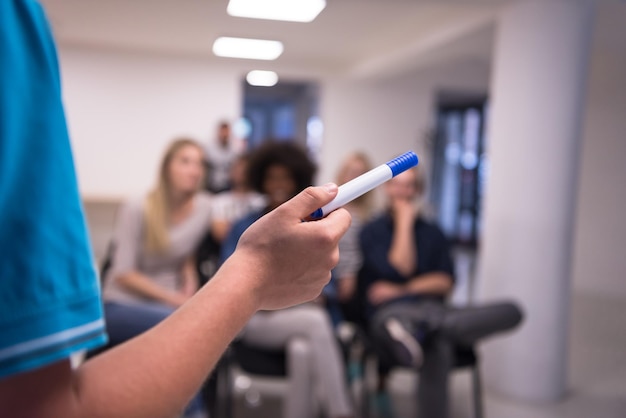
[310,151,419,219]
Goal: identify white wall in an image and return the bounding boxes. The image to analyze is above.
[59,47,241,200]
[58,46,490,205]
[572,49,626,298]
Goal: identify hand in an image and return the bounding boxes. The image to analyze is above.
[368,281,405,306]
[390,197,416,225]
[225,183,351,311]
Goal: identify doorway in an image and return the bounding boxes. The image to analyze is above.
[241,80,321,156]
[430,92,489,248]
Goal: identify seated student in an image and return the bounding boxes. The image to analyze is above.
[357,166,454,416]
[323,151,374,328]
[210,152,266,244]
[359,165,523,418]
[195,153,266,284]
[101,138,212,417]
[221,141,354,418]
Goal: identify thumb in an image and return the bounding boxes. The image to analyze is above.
[278,183,339,220]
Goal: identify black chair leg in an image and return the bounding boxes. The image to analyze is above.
[417,338,453,418]
[471,365,484,418]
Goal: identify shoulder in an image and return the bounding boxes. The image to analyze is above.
[195,191,213,209]
[360,212,390,241]
[416,217,445,235]
[415,217,450,245]
[118,196,146,216]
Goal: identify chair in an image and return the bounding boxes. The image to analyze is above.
[214,337,321,418]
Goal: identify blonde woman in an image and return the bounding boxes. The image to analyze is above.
[324,151,374,327]
[101,138,212,417]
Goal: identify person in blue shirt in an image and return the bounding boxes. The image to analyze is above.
[0,2,351,417]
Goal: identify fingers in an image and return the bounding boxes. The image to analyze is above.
[278,183,339,219]
[320,207,352,238]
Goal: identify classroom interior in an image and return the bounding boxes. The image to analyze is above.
[43,0,626,417]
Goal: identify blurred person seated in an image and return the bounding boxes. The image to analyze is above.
[195,153,266,285]
[358,165,523,418]
[100,138,212,418]
[357,165,454,417]
[322,151,374,328]
[220,140,354,418]
[203,120,241,194]
[210,152,266,244]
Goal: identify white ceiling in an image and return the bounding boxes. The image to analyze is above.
[40,0,626,80]
[40,0,508,79]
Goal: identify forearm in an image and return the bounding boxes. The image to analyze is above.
[3,255,260,418]
[387,212,416,276]
[387,229,416,276]
[405,273,453,297]
[76,259,256,417]
[116,271,185,306]
[211,220,230,243]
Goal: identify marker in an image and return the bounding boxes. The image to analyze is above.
[310,151,418,219]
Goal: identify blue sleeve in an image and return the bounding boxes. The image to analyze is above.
[0,0,106,379]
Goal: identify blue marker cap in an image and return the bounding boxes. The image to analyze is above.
[310,208,323,219]
[386,151,419,177]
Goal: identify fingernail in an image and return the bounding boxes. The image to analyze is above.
[323,183,337,193]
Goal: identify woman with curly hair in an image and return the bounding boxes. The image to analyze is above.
[221,140,354,418]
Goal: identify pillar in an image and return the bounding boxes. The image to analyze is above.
[477,0,594,402]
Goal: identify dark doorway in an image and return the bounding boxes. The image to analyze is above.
[242,80,320,152]
[430,92,489,248]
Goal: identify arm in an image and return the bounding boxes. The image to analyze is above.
[387,199,417,276]
[368,273,454,306]
[369,223,455,305]
[211,219,231,243]
[116,271,189,307]
[406,272,454,295]
[0,184,350,418]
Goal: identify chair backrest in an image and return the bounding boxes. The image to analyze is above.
[99,240,116,285]
[194,231,222,287]
[230,340,287,377]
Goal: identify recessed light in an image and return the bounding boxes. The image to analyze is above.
[212,37,284,60]
[227,0,326,23]
[246,70,279,87]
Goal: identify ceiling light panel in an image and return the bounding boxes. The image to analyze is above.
[246,70,279,87]
[213,37,284,60]
[227,0,326,23]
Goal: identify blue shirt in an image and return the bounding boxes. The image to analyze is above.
[0,0,106,379]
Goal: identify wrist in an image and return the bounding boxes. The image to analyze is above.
[211,252,264,313]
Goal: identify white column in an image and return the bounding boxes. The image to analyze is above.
[477,0,594,402]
